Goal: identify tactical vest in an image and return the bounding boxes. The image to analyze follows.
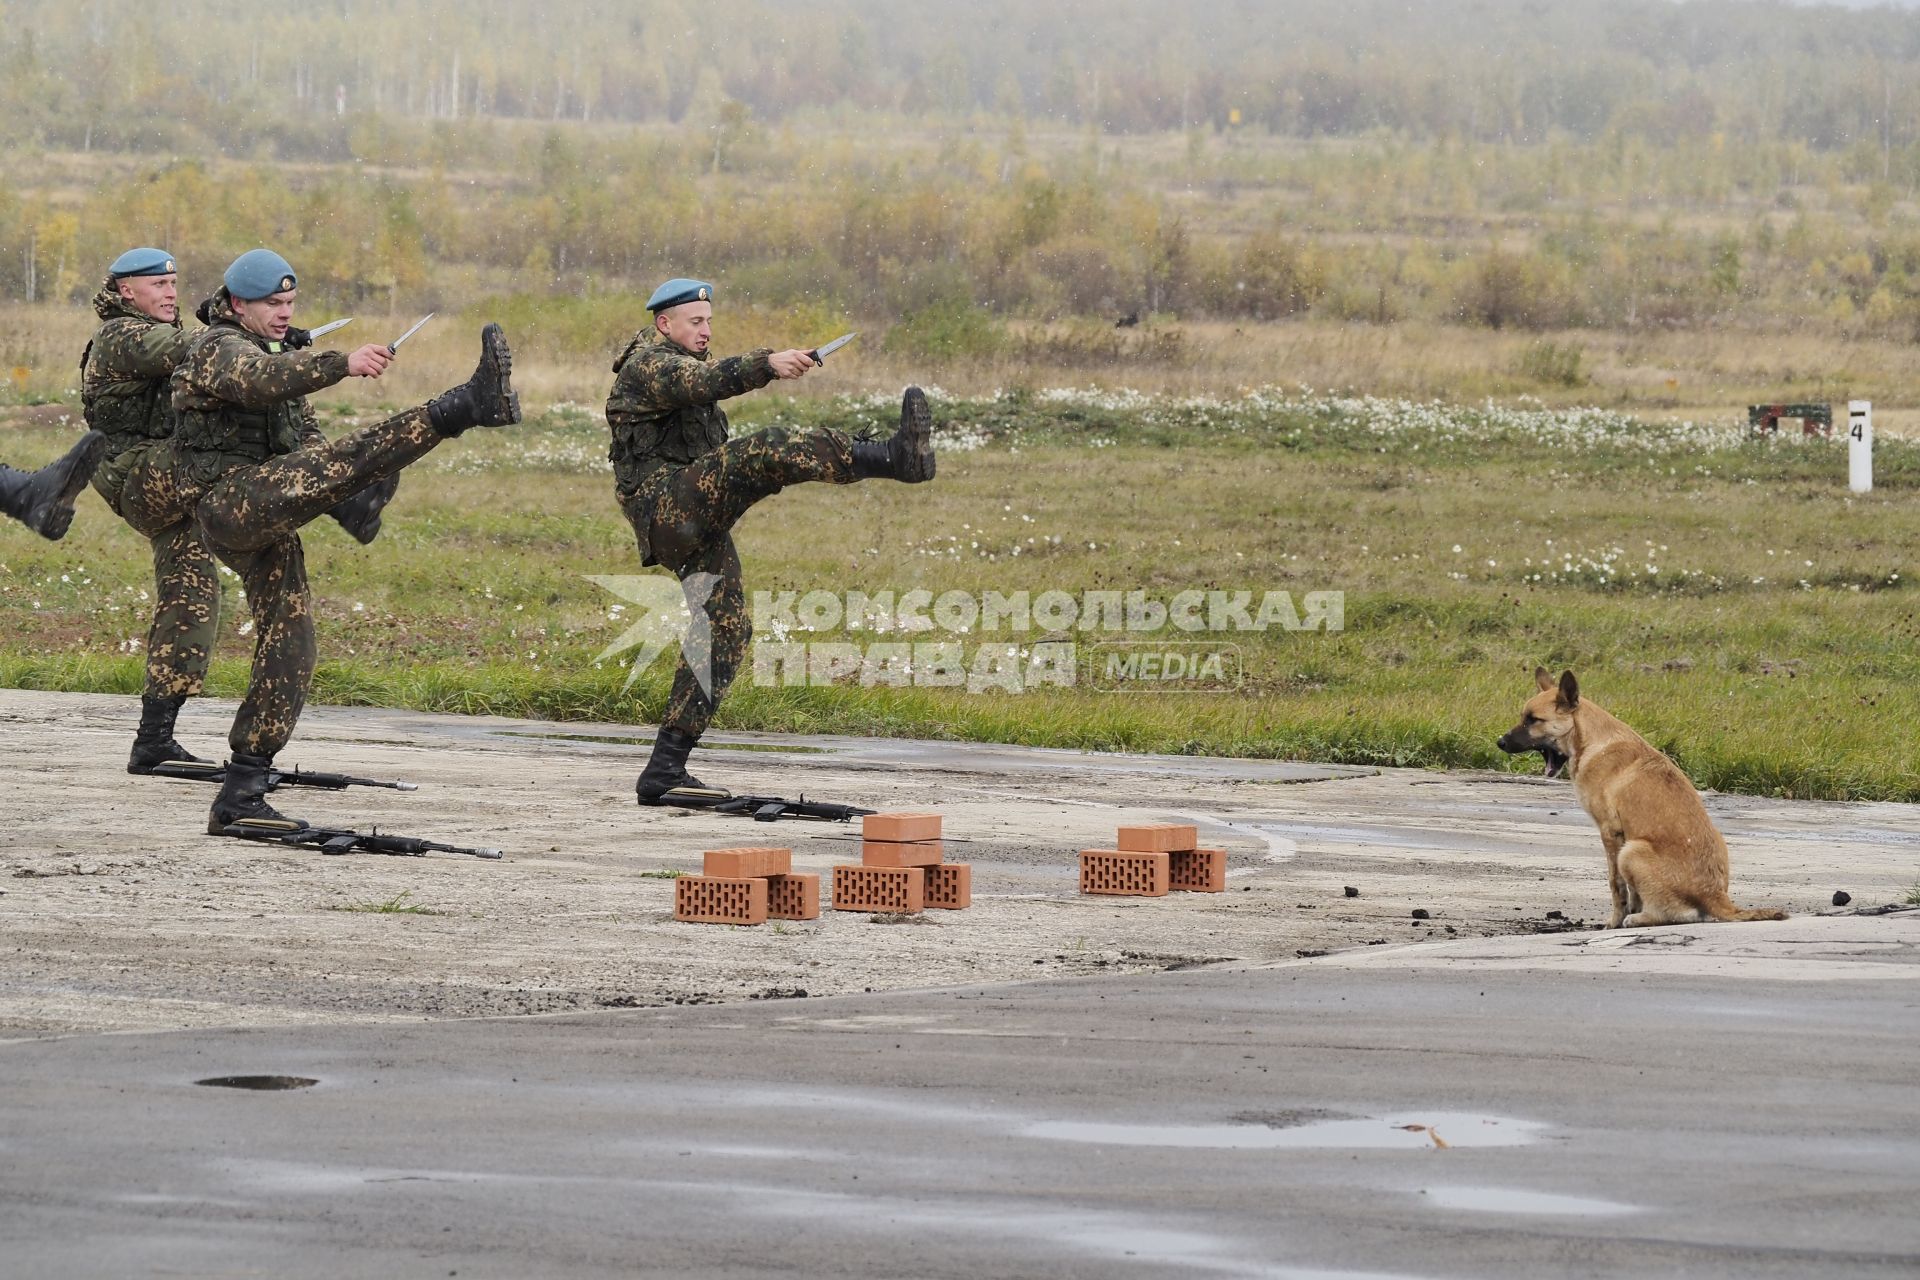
[173,398,304,463]
[607,339,731,498]
[80,324,178,456]
[608,400,729,494]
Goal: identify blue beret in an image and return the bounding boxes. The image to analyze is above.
[224,249,298,301]
[109,247,176,279]
[647,277,713,312]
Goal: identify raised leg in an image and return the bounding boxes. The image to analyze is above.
[197,409,440,553]
[649,426,855,558]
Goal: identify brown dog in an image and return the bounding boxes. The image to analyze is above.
[1498,667,1787,929]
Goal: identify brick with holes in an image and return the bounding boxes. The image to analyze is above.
[862,839,944,868]
[702,847,792,879]
[1115,823,1197,853]
[831,864,926,913]
[862,812,942,843]
[1080,849,1171,897]
[924,862,972,909]
[1169,847,1226,893]
[675,875,770,925]
[766,872,821,920]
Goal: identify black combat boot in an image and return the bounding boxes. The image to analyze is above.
[207,752,307,836]
[127,694,211,775]
[850,386,935,483]
[426,323,522,438]
[635,728,732,806]
[0,430,110,540]
[329,472,401,545]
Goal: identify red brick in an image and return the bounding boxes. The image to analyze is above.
[862,839,944,867]
[1116,824,1197,853]
[702,847,792,879]
[766,873,821,920]
[831,864,925,913]
[862,812,942,843]
[1169,847,1226,893]
[1080,849,1170,897]
[675,875,769,925]
[924,862,972,910]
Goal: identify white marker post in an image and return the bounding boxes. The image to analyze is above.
[1847,400,1873,494]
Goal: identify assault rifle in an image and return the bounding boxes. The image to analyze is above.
[217,817,502,860]
[654,792,875,822]
[150,759,418,793]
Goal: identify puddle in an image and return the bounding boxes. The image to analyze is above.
[494,730,651,747]
[1252,822,1537,855]
[1423,1186,1638,1216]
[1025,1112,1542,1150]
[492,731,823,753]
[195,1075,318,1091]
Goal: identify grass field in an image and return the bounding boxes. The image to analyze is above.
[4,382,1914,802]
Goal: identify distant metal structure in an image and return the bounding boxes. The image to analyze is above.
[1748,402,1832,437]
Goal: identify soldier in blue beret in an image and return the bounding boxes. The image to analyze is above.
[114,247,527,834]
[81,244,212,772]
[607,276,937,805]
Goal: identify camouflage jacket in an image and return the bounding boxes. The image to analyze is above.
[81,282,190,458]
[605,331,774,508]
[169,290,345,483]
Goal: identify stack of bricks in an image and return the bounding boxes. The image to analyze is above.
[1080,823,1226,897]
[674,846,822,926]
[832,812,971,913]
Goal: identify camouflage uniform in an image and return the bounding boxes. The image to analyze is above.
[607,330,856,736]
[123,290,446,758]
[81,281,220,700]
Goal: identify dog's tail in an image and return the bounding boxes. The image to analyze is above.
[1704,893,1788,923]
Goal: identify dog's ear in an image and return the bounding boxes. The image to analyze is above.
[1557,670,1580,709]
[1534,665,1554,692]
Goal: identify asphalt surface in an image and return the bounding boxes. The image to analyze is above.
[5,912,1917,1279]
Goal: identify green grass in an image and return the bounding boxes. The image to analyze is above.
[4,390,1916,802]
[328,890,443,915]
[637,869,687,880]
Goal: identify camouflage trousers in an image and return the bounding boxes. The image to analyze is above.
[622,426,856,738]
[95,442,221,699]
[123,408,442,757]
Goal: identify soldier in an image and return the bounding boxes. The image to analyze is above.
[83,247,400,775]
[607,277,935,805]
[0,433,108,539]
[123,248,521,835]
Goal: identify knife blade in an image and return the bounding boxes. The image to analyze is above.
[808,331,858,364]
[387,312,435,356]
[308,317,353,340]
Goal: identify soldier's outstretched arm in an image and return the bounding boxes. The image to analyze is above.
[630,347,777,411]
[187,334,350,409]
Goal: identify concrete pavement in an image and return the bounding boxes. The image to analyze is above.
[4,911,1917,1279]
